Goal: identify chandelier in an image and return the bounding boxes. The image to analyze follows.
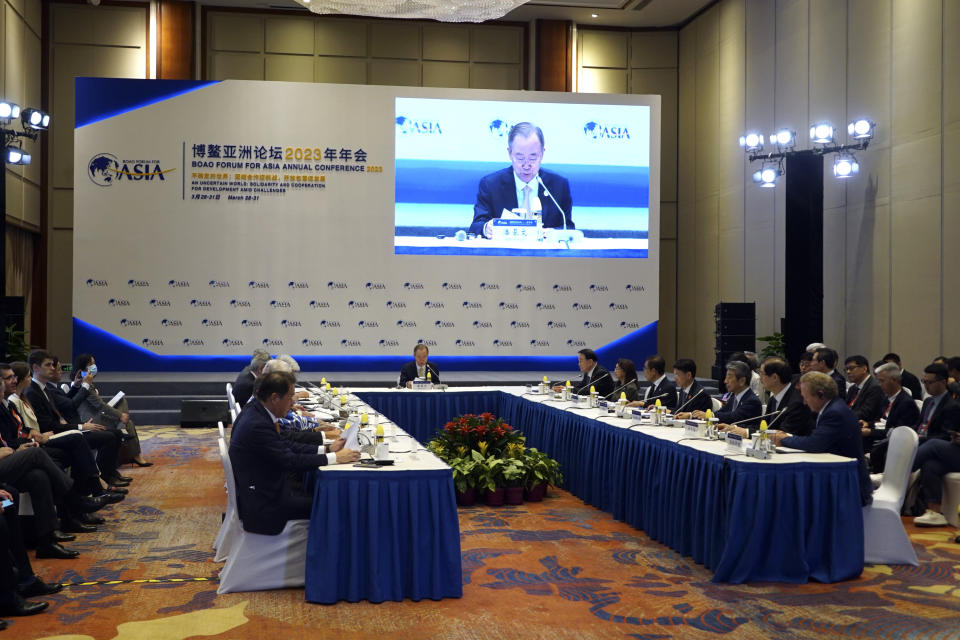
[291,0,528,22]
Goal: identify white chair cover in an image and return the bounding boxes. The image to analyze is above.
[216,438,309,593]
[940,472,960,527]
[863,426,919,565]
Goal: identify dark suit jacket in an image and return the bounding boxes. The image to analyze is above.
[640,376,678,410]
[715,388,762,430]
[916,394,960,441]
[606,380,639,402]
[781,397,873,505]
[846,375,884,424]
[766,383,814,436]
[232,368,256,407]
[398,361,440,387]
[25,380,78,433]
[881,390,920,429]
[0,402,18,448]
[900,369,923,402]
[830,370,846,396]
[229,400,330,535]
[675,381,712,413]
[469,167,573,236]
[575,365,614,398]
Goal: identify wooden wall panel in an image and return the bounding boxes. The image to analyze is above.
[159,0,193,80]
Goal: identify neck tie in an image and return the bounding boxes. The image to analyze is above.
[418,365,424,378]
[729,394,738,412]
[522,184,532,216]
[918,401,935,437]
[882,397,893,419]
[678,389,687,408]
[766,396,777,415]
[274,420,281,435]
[7,403,27,439]
[846,385,859,407]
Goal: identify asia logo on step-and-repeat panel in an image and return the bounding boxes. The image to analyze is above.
[488,119,513,138]
[88,153,175,186]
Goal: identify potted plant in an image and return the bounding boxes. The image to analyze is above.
[501,458,526,505]
[449,455,478,507]
[472,450,505,506]
[523,448,562,502]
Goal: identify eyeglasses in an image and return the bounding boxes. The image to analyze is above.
[844,364,864,372]
[922,378,943,385]
[1,373,16,381]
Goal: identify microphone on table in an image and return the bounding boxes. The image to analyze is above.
[729,409,784,426]
[605,378,638,400]
[426,363,440,382]
[638,391,671,406]
[575,371,611,394]
[673,388,705,413]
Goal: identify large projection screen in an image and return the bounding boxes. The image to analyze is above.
[73,79,660,371]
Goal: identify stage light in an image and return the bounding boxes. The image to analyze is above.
[21,108,50,130]
[4,145,30,165]
[752,161,781,187]
[832,153,859,178]
[809,123,835,145]
[769,129,796,149]
[739,132,764,153]
[0,101,20,120]
[847,119,875,140]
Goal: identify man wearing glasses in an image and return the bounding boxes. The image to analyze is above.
[469,122,574,238]
[911,363,960,527]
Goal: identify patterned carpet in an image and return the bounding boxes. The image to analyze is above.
[10,426,960,640]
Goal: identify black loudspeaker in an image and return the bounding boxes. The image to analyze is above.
[784,152,824,369]
[180,400,230,428]
[714,302,756,391]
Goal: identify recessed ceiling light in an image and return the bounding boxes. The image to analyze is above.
[591,13,598,18]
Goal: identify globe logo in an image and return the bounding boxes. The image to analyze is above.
[88,153,120,186]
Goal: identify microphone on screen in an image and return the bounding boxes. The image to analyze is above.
[455,230,467,241]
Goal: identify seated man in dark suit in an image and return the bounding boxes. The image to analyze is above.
[843,355,884,428]
[469,122,573,238]
[564,348,614,398]
[811,347,846,395]
[911,430,960,527]
[0,483,62,617]
[757,357,814,436]
[232,350,271,407]
[670,358,713,416]
[773,372,873,505]
[627,355,677,410]
[228,371,359,535]
[865,363,922,471]
[398,343,440,388]
[946,356,960,401]
[24,350,126,491]
[704,361,763,435]
[880,353,923,400]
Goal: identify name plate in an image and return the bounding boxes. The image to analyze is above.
[492,218,538,242]
[412,379,432,390]
[631,409,645,420]
[684,419,706,437]
[726,432,743,452]
[597,399,610,411]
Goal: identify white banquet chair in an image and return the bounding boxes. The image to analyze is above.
[863,426,919,565]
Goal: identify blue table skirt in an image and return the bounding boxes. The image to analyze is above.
[305,469,463,604]
[359,390,864,584]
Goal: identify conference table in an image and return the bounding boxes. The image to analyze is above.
[304,386,864,603]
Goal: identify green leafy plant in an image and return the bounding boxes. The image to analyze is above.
[523,448,563,490]
[448,456,479,494]
[758,332,786,359]
[4,324,33,361]
[471,450,504,492]
[499,457,525,488]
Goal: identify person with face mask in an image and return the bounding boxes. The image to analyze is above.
[71,354,150,468]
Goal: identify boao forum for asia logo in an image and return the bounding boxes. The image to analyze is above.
[88,153,174,186]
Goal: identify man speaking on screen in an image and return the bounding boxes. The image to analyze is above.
[468,122,574,238]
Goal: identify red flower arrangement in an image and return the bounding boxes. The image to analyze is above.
[436,412,521,456]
